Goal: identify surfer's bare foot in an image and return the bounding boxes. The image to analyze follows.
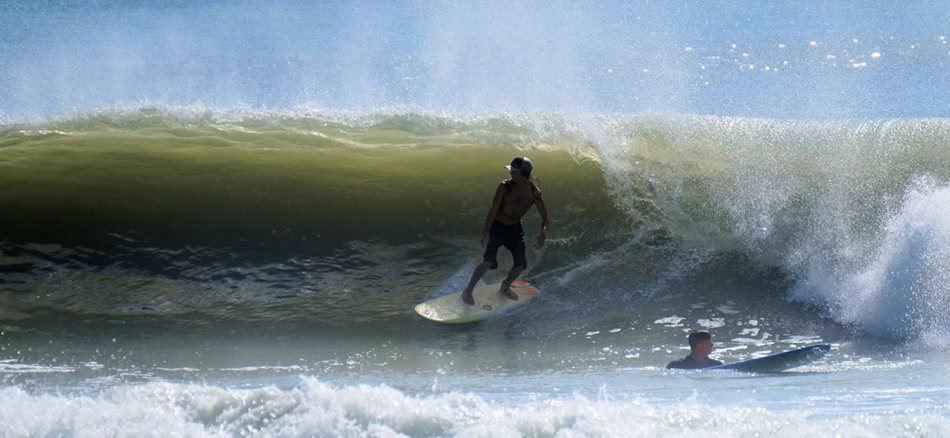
[461,290,475,305]
[499,282,518,301]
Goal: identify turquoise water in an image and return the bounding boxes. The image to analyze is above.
[2,1,950,436]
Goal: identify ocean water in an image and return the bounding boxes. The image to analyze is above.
[2,1,950,437]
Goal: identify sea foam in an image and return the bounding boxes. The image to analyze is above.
[2,377,948,437]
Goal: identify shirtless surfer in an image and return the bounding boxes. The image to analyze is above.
[461,157,549,305]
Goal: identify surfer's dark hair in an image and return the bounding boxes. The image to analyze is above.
[688,330,712,349]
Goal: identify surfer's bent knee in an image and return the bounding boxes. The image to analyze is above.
[480,258,498,270]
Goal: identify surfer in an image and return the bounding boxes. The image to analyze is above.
[666,330,724,369]
[461,157,549,305]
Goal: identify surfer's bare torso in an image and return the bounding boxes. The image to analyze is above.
[492,179,543,225]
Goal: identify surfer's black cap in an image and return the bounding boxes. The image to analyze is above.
[505,157,533,174]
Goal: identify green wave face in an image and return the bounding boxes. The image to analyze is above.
[2,109,949,340]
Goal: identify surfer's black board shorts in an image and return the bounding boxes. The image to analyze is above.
[483,220,527,269]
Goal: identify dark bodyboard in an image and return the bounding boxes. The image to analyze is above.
[709,344,831,373]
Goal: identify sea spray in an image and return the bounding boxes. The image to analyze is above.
[793,180,950,342]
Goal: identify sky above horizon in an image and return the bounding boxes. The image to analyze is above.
[2,0,948,119]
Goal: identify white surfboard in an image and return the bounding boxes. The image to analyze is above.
[414,278,539,324]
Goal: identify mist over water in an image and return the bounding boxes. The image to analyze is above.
[1,1,948,118]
